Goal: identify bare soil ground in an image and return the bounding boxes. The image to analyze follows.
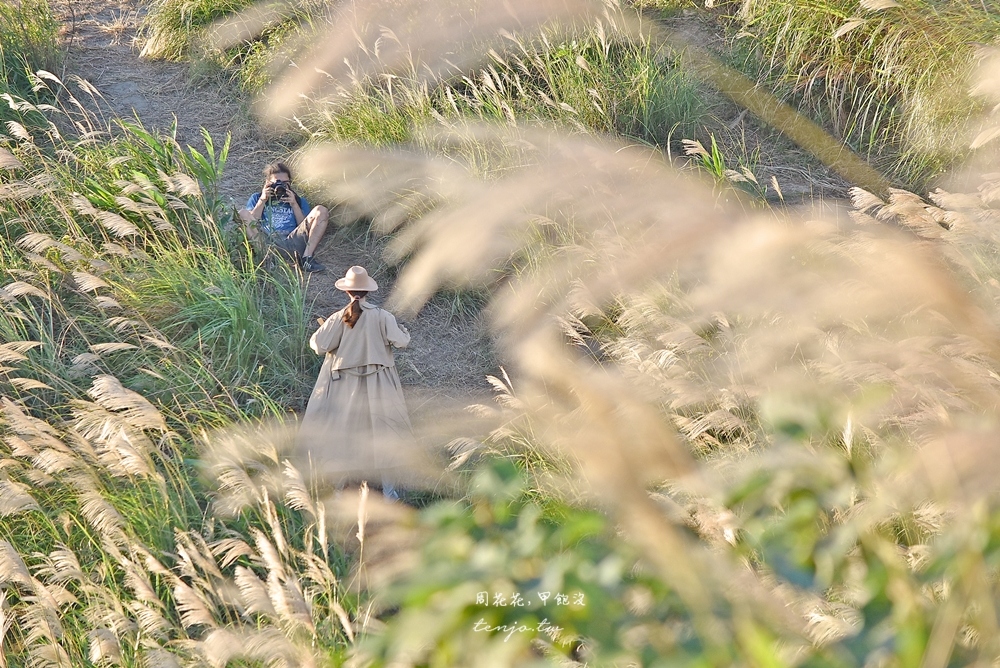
[53,0,498,406]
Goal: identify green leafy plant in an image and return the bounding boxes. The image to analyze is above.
[683,134,767,199]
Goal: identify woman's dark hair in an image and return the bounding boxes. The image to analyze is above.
[263,161,292,183]
[343,291,369,328]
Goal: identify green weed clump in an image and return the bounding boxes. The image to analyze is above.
[0,0,60,100]
[140,0,258,61]
[734,0,1000,186]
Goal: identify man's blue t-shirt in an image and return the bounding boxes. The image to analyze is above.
[246,192,311,235]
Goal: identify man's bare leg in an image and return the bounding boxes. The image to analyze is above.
[302,205,329,257]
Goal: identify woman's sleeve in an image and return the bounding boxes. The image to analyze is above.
[310,313,344,354]
[384,311,410,349]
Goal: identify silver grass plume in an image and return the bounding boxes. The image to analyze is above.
[70,409,155,480]
[21,594,67,658]
[0,479,40,517]
[0,147,23,170]
[14,233,85,263]
[119,556,165,608]
[172,581,218,631]
[208,537,258,570]
[198,627,315,668]
[260,488,289,559]
[202,423,291,516]
[88,628,123,666]
[234,566,276,619]
[25,642,72,668]
[252,529,287,583]
[0,591,10,668]
[76,489,126,543]
[127,601,172,641]
[281,460,317,519]
[138,648,182,668]
[174,531,227,585]
[85,375,168,433]
[0,540,34,589]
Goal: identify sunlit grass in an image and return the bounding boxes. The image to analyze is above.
[735,0,999,187]
[139,0,258,61]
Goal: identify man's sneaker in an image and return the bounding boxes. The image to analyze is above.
[300,255,326,273]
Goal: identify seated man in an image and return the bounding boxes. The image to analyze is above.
[239,161,329,273]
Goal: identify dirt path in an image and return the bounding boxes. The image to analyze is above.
[53,0,497,404]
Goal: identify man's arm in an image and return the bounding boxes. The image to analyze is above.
[245,185,272,222]
[247,197,267,223]
[240,191,269,238]
[286,189,308,225]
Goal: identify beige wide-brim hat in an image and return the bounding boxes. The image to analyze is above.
[335,265,378,292]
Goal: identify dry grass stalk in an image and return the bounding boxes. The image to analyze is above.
[356,481,368,547]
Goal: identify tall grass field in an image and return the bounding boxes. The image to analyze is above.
[8,0,1000,666]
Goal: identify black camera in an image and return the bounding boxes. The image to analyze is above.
[269,180,289,202]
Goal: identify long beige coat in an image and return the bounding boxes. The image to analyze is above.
[298,299,412,479]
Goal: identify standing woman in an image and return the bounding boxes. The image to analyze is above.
[298,266,412,497]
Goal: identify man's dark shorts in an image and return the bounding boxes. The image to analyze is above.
[267,224,309,260]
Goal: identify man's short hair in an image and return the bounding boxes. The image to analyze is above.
[263,161,293,183]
